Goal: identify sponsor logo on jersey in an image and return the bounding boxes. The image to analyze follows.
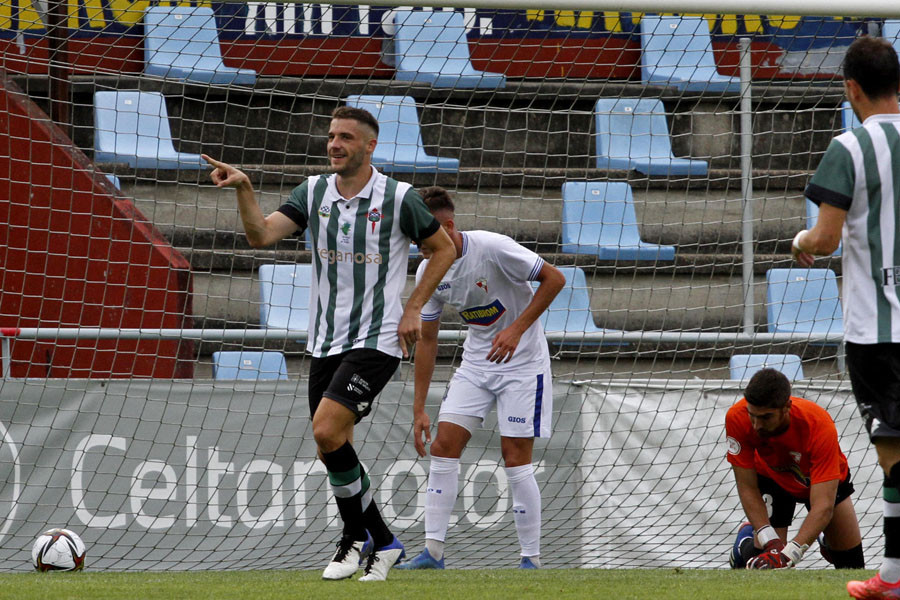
[340,222,351,235]
[347,383,363,395]
[318,248,383,264]
[437,282,451,292]
[475,278,489,294]
[368,208,381,233]
[459,299,506,326]
[507,416,527,423]
[884,266,900,286]
[790,451,801,463]
[726,436,741,455]
[318,204,332,218]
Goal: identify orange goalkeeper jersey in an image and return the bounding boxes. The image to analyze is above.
[725,396,849,499]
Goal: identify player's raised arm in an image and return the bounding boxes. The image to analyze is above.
[412,318,441,457]
[202,154,298,248]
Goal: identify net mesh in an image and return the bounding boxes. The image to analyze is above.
[0,1,887,570]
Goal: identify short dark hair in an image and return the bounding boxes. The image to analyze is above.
[420,186,455,214]
[844,36,900,100]
[744,368,792,409]
[332,106,379,137]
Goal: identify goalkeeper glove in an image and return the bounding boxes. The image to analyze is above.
[747,540,808,570]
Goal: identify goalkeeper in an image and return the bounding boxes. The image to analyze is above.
[725,368,864,570]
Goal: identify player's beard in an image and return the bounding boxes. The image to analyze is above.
[332,150,366,178]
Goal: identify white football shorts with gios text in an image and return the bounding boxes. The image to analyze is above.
[438,363,553,438]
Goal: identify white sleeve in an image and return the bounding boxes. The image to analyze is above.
[491,235,544,282]
[416,260,444,321]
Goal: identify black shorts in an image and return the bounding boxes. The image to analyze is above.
[758,474,855,529]
[308,349,400,423]
[846,341,900,440]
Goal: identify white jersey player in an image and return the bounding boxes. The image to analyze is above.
[396,187,565,570]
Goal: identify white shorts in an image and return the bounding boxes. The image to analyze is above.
[438,363,553,438]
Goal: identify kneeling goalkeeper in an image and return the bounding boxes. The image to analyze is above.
[725,368,864,569]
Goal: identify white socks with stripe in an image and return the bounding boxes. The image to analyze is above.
[424,456,460,560]
[506,463,541,560]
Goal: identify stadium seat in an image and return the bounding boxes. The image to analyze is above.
[258,264,313,330]
[805,199,842,256]
[561,182,675,260]
[728,354,805,381]
[388,10,505,89]
[93,91,205,169]
[344,95,459,173]
[211,351,289,380]
[538,267,624,345]
[105,174,121,189]
[594,98,708,176]
[144,5,257,85]
[841,101,861,132]
[765,268,843,339]
[639,14,740,93]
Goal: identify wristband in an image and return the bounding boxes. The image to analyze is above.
[782,540,808,566]
[792,230,809,252]
[756,525,779,547]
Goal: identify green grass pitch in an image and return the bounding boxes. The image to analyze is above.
[0,568,871,599]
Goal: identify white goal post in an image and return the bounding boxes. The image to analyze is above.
[0,0,894,572]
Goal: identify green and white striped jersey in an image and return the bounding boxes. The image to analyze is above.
[806,113,900,344]
[276,168,439,358]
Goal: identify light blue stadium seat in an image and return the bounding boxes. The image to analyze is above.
[594,98,708,176]
[345,95,459,173]
[105,174,121,189]
[841,101,861,132]
[390,10,505,89]
[258,264,312,330]
[805,199,842,256]
[729,354,805,381]
[93,91,205,169]
[538,267,624,346]
[561,182,675,260]
[640,14,740,93]
[144,5,257,85]
[765,268,843,339]
[211,351,289,380]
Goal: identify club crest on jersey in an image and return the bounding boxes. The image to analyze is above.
[459,299,506,326]
[318,204,332,218]
[368,208,382,233]
[475,278,489,294]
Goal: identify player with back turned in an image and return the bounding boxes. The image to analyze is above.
[725,368,863,571]
[202,106,456,582]
[789,36,900,598]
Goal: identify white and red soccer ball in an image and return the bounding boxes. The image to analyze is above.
[31,528,86,572]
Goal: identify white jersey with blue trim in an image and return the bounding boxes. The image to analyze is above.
[417,230,550,372]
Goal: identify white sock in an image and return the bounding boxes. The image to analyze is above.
[424,456,459,560]
[882,558,900,583]
[506,463,541,558]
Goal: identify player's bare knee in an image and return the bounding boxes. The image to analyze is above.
[312,422,344,453]
[501,438,534,467]
[430,436,464,459]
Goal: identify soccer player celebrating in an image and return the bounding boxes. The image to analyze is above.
[725,368,864,571]
[202,106,456,581]
[396,186,565,570]
[790,36,900,597]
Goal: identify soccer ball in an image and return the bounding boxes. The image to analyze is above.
[31,528,86,572]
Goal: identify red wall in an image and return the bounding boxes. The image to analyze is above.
[0,68,194,378]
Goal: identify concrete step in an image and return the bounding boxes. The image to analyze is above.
[16,75,845,171]
[125,180,816,253]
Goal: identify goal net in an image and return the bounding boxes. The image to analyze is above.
[0,0,888,570]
